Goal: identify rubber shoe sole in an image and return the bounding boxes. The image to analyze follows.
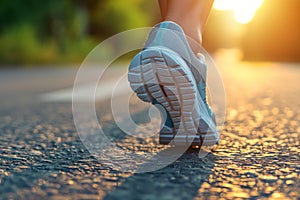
[128,47,218,146]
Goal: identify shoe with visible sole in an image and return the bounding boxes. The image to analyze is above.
[128,21,219,146]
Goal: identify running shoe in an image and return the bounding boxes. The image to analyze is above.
[128,21,218,146]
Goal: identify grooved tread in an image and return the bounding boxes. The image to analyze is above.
[128,48,218,146]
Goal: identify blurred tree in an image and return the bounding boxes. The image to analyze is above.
[79,0,158,39]
[0,0,158,65]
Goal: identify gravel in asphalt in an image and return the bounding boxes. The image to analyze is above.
[0,51,299,199]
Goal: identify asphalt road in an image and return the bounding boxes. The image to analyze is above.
[0,50,299,199]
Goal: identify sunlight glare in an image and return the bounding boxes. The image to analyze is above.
[213,0,264,24]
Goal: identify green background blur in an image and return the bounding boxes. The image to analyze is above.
[0,0,159,65]
[0,0,299,66]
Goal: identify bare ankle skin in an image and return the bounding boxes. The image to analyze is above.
[158,0,214,55]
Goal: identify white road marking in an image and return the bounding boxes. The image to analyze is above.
[40,78,132,102]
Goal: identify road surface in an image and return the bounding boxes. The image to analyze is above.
[0,50,299,199]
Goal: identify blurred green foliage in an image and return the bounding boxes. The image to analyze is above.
[0,0,158,65]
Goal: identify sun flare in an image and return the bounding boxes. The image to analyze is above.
[213,0,264,24]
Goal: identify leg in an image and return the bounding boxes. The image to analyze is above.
[158,0,168,20]
[165,0,214,54]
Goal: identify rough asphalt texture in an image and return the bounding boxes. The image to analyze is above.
[0,52,299,199]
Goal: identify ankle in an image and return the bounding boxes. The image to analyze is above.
[184,29,203,54]
[164,17,202,55]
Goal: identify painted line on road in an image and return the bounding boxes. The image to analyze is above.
[40,78,132,102]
